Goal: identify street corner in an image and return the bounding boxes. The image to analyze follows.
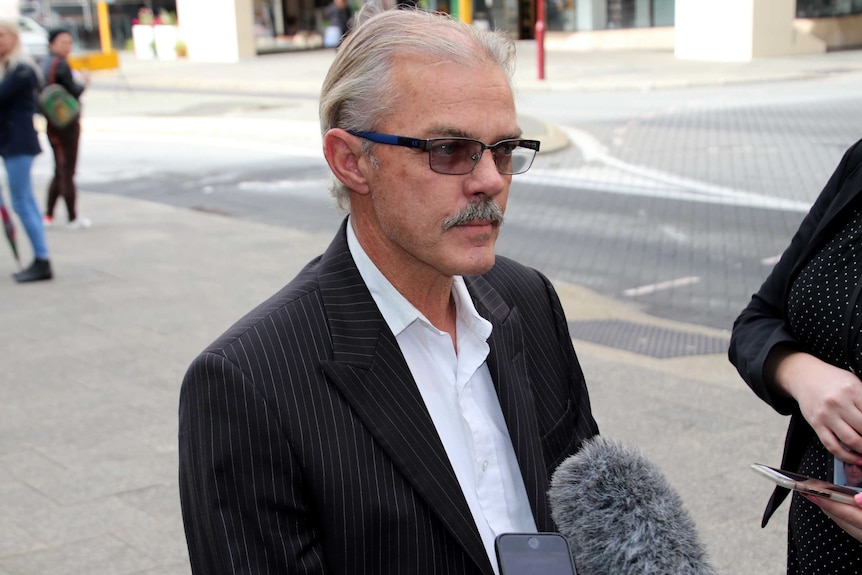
[518,113,570,154]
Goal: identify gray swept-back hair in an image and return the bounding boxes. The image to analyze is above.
[319,5,516,212]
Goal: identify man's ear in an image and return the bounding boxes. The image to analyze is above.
[323,129,370,195]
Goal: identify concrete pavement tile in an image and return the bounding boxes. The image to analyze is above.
[13,496,160,547]
[0,518,47,558]
[21,455,176,507]
[115,483,182,524]
[0,535,157,575]
[21,424,173,499]
[0,448,67,496]
[34,422,177,472]
[700,509,788,575]
[127,564,190,575]
[1,389,168,459]
[115,520,188,567]
[0,481,59,520]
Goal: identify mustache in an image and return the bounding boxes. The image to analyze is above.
[442,200,504,231]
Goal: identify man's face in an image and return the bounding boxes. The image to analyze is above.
[845,463,862,487]
[352,54,518,282]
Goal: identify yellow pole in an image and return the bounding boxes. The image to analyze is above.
[458,0,473,24]
[69,0,119,70]
[97,0,112,53]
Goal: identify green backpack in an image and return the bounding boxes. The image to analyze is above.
[38,58,81,128]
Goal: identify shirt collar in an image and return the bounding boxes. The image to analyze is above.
[346,217,491,340]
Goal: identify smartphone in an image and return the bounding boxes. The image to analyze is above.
[495,533,578,575]
[751,463,861,505]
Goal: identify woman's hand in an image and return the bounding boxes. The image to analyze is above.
[768,348,862,461]
[806,493,862,542]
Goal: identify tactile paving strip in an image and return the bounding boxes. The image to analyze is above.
[568,319,730,358]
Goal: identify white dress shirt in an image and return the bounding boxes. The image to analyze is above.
[347,221,537,573]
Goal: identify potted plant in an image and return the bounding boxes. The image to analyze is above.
[131,8,155,59]
[153,10,179,60]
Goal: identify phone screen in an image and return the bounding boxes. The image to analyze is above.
[751,463,861,505]
[495,533,578,575]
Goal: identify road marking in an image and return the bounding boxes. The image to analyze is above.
[660,224,689,243]
[623,276,701,297]
[521,127,813,213]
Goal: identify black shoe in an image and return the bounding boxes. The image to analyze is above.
[13,258,53,283]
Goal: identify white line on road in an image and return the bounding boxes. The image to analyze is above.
[521,127,813,213]
[623,276,701,297]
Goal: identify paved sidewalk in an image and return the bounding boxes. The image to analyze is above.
[94,42,862,95]
[5,42,859,574]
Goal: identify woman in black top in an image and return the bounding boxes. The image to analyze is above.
[729,138,862,572]
[42,28,89,229]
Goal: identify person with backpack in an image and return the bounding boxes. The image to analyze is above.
[42,28,89,229]
[0,19,52,283]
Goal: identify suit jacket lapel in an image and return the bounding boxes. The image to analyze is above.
[467,275,555,532]
[317,220,492,574]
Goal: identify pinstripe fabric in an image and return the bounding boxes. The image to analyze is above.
[179,218,599,575]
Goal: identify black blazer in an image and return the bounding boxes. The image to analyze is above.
[179,218,599,575]
[0,61,41,158]
[729,138,862,526]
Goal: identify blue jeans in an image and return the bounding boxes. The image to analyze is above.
[4,155,49,260]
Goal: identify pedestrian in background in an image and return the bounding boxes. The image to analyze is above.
[0,19,52,283]
[324,0,352,47]
[42,28,89,229]
[730,138,862,572]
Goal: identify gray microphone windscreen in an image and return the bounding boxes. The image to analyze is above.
[549,436,717,575]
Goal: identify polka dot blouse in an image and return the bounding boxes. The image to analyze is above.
[784,205,862,574]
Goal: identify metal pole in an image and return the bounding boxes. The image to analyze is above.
[535,0,545,80]
[82,0,93,31]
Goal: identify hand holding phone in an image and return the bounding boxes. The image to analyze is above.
[751,463,862,505]
[495,533,578,575]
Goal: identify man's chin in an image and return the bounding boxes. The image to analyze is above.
[457,252,497,276]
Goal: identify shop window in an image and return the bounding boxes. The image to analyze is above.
[797,0,862,17]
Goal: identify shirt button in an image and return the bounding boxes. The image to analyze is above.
[482,460,489,471]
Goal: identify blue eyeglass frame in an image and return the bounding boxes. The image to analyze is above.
[348,131,541,175]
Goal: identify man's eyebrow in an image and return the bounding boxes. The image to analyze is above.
[424,126,472,138]
[425,126,524,141]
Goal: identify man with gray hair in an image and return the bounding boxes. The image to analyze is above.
[179,6,599,574]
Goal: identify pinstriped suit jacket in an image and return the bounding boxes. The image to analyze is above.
[179,218,599,575]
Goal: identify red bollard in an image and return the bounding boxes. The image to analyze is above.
[535,0,546,80]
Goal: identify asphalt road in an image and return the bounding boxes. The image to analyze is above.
[68,71,862,332]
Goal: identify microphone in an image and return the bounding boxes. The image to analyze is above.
[549,436,717,575]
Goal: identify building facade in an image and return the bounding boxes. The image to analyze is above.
[13,0,862,58]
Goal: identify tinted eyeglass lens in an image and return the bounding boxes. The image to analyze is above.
[493,141,536,175]
[509,148,536,174]
[428,140,482,175]
[492,141,519,174]
[427,139,537,175]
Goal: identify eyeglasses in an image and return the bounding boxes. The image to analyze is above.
[348,131,541,175]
